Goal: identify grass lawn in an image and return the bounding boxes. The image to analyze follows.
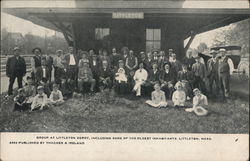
[0,80,249,133]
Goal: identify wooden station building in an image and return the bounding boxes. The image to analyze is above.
[2,0,249,58]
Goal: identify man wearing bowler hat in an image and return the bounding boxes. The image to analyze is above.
[218,48,230,98]
[6,47,26,96]
[207,50,220,96]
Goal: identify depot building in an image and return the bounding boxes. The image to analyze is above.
[3,0,249,58]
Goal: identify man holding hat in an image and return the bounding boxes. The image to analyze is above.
[218,48,230,98]
[6,47,26,96]
[207,50,220,96]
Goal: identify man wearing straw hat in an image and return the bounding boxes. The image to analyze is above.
[207,50,220,96]
[6,47,26,96]
[218,48,230,98]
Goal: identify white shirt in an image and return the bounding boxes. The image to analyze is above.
[172,90,186,106]
[193,94,208,107]
[133,68,148,82]
[69,54,76,65]
[49,90,64,102]
[93,60,96,66]
[42,67,46,78]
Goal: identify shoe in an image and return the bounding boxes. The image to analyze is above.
[185,108,194,112]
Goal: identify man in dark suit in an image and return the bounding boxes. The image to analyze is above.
[145,62,160,94]
[207,50,220,96]
[99,60,113,91]
[178,63,194,99]
[35,58,51,83]
[64,46,79,81]
[144,52,155,72]
[6,47,26,96]
[44,47,54,82]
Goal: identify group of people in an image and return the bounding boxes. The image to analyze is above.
[6,46,231,115]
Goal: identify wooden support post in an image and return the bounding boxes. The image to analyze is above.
[184,33,196,53]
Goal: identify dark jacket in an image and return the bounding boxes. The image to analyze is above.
[207,58,219,77]
[159,69,176,84]
[64,54,79,67]
[144,58,156,72]
[99,67,112,79]
[182,57,196,71]
[148,69,160,82]
[177,70,194,83]
[89,60,101,78]
[44,55,53,71]
[6,56,26,77]
[36,66,51,82]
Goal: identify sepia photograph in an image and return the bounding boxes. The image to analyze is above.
[0,0,249,134]
[1,0,249,160]
[0,2,250,160]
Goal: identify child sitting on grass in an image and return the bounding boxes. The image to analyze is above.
[146,83,168,108]
[30,86,49,111]
[38,77,51,97]
[13,88,29,112]
[23,76,36,104]
[185,88,208,116]
[49,84,64,106]
[172,81,186,108]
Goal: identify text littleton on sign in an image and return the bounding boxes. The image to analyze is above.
[112,12,144,19]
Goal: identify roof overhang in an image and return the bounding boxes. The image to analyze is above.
[2,1,250,36]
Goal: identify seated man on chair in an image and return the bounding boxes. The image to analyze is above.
[77,59,96,93]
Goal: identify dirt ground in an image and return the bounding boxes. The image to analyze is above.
[0,76,249,133]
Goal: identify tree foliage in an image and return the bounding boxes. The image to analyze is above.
[197,42,208,53]
[1,28,68,55]
[212,19,250,57]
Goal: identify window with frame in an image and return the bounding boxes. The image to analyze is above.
[95,28,110,40]
[146,29,161,53]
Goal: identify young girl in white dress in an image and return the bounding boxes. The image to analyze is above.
[146,83,168,108]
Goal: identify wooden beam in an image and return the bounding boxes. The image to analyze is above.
[184,33,196,53]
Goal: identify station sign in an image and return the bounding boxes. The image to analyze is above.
[112,12,144,19]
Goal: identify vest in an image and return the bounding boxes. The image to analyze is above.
[219,57,230,73]
[33,56,41,68]
[127,56,136,68]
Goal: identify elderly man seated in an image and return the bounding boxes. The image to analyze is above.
[77,59,96,93]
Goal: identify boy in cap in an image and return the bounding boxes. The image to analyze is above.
[185,88,208,116]
[31,86,49,111]
[172,81,186,108]
[13,88,29,111]
[207,50,220,96]
[146,83,168,108]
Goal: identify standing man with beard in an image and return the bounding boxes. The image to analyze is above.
[218,48,231,99]
[6,47,26,96]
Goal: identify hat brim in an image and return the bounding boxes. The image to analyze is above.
[194,106,208,116]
